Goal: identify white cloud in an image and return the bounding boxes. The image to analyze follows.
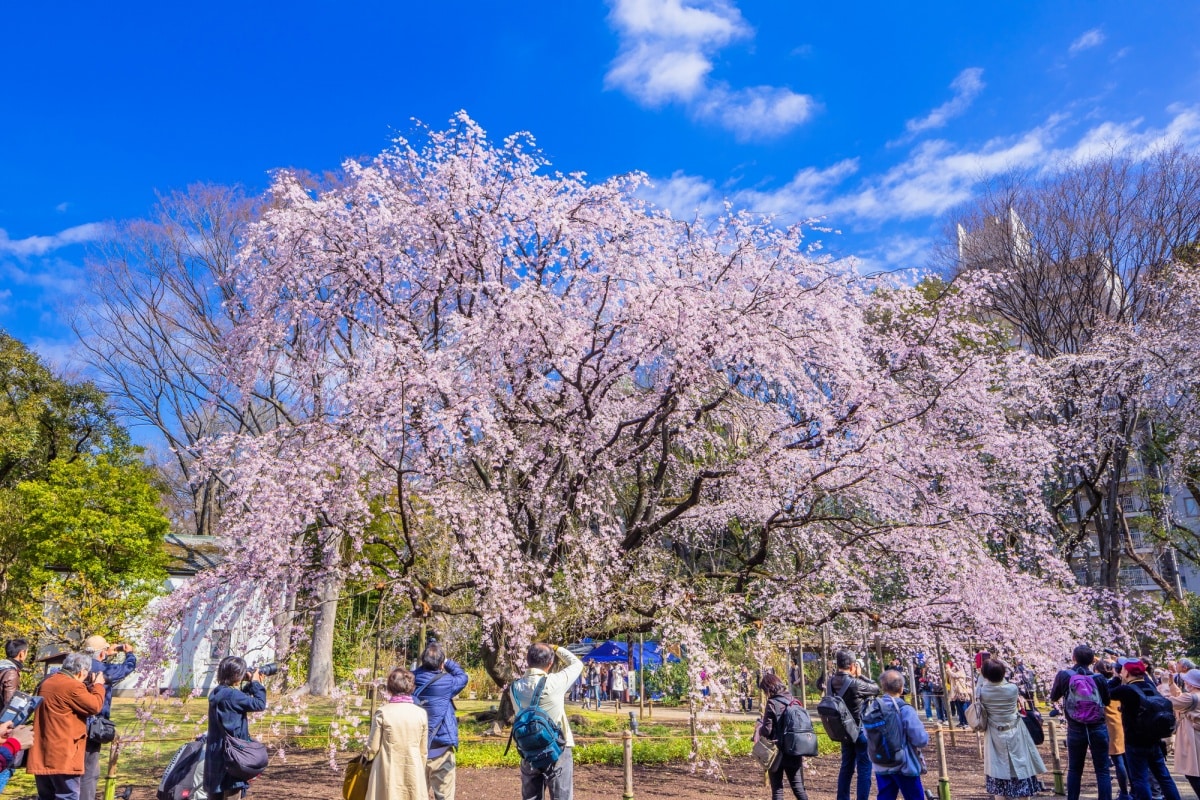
[894,68,985,143]
[605,0,815,139]
[641,106,1200,225]
[1069,28,1105,55]
[0,222,107,257]
[55,202,70,213]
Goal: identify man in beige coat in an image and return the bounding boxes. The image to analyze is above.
[365,667,428,800]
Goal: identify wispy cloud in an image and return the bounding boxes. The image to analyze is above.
[55,202,70,213]
[0,222,106,257]
[1069,28,1105,55]
[605,0,816,140]
[893,68,985,144]
[642,106,1200,225]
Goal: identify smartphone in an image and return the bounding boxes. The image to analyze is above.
[0,691,39,728]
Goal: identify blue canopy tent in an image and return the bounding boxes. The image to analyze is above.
[583,640,679,671]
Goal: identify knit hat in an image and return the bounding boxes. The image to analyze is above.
[1122,660,1147,677]
[1183,669,1200,690]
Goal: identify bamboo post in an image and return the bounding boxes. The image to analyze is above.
[798,640,808,709]
[689,699,699,759]
[907,658,918,710]
[103,733,121,800]
[622,728,635,800]
[935,727,952,800]
[1049,719,1064,795]
[638,633,646,720]
[935,633,956,746]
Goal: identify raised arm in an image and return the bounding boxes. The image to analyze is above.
[444,659,470,696]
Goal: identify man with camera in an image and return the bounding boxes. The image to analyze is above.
[29,651,105,800]
[80,635,137,800]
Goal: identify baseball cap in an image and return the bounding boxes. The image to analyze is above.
[83,635,109,654]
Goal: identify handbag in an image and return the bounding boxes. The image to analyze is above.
[86,715,117,744]
[751,736,782,772]
[342,753,372,800]
[222,731,270,781]
[965,684,987,732]
[1020,706,1045,745]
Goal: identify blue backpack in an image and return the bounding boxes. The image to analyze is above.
[505,677,564,770]
[863,696,908,773]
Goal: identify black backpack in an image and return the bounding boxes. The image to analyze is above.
[157,736,206,800]
[776,697,819,757]
[817,675,860,744]
[1133,684,1176,741]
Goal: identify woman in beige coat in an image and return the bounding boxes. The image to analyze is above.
[1160,665,1200,797]
[977,659,1045,799]
[365,667,429,800]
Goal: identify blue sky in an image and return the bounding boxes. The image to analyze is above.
[3,0,1199,368]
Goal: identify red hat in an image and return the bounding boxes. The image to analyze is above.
[1123,660,1147,677]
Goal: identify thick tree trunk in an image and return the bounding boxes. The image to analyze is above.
[307,567,344,697]
[482,623,519,722]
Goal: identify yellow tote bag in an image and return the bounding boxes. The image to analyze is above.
[343,754,372,800]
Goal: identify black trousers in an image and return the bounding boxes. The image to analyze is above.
[770,754,809,800]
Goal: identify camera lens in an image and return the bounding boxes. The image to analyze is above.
[258,663,279,677]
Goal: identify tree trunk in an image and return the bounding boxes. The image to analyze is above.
[306,567,344,697]
[482,622,519,722]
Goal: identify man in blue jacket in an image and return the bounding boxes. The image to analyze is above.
[413,642,469,800]
[80,634,138,800]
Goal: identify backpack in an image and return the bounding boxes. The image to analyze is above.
[505,677,564,771]
[817,674,860,745]
[863,696,908,773]
[157,736,208,800]
[1063,672,1105,725]
[776,697,819,757]
[1132,684,1176,741]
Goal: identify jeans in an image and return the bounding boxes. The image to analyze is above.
[837,730,873,800]
[1113,753,1131,800]
[922,694,946,721]
[770,753,809,800]
[0,766,12,794]
[950,700,969,727]
[876,773,925,800]
[1066,723,1112,800]
[35,775,81,800]
[521,746,573,800]
[1126,745,1181,800]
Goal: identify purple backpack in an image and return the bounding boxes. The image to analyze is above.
[1064,673,1104,725]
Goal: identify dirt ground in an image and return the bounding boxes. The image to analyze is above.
[87,732,1110,800]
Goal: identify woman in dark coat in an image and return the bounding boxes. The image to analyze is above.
[205,656,267,799]
[758,673,809,800]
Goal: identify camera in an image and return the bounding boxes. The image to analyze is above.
[245,663,279,680]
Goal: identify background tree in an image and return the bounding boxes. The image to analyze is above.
[950,147,1200,597]
[0,333,169,647]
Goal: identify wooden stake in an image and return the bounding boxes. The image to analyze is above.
[622,728,635,800]
[935,727,952,800]
[1049,719,1064,795]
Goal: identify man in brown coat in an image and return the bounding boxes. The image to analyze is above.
[29,652,104,800]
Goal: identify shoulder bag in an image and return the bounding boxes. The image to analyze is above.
[751,701,782,773]
[222,730,269,782]
[342,753,371,800]
[964,681,987,732]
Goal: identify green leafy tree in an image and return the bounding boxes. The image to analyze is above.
[0,332,169,645]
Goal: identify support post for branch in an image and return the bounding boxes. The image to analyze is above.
[689,699,699,759]
[935,726,951,800]
[638,633,646,720]
[1049,719,1064,795]
[935,633,956,747]
[622,728,635,800]
[798,639,808,709]
[103,733,121,800]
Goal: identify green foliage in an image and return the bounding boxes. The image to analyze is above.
[0,332,169,646]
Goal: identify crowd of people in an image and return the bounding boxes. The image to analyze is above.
[3,628,1199,800]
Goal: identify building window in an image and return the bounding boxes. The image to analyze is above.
[210,630,231,662]
[1184,497,1199,518]
[1119,566,1151,587]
